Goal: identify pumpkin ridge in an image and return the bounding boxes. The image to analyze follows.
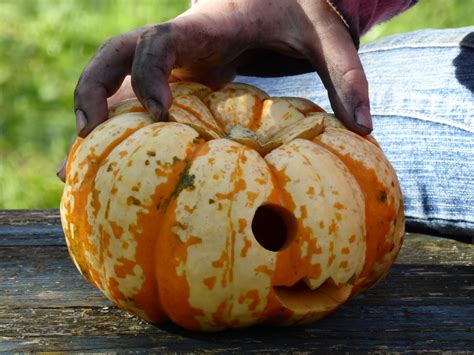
[62,120,152,289]
[312,133,399,293]
[247,97,265,132]
[214,145,248,326]
[261,138,369,325]
[172,98,224,135]
[154,139,212,330]
[255,159,298,324]
[94,123,204,322]
[102,126,206,323]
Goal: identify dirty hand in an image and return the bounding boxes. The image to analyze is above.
[60,0,372,181]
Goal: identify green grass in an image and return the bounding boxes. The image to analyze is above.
[362,0,473,43]
[0,0,189,208]
[0,0,471,208]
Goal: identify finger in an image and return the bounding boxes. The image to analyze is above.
[131,24,176,121]
[309,15,372,135]
[132,14,247,118]
[74,27,149,137]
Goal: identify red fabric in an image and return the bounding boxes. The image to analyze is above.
[328,0,418,44]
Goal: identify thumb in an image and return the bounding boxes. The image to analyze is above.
[309,10,372,135]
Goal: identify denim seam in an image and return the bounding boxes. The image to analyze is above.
[360,43,461,54]
[371,112,474,133]
[406,216,474,225]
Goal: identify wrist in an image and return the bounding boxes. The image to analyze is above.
[185,0,272,47]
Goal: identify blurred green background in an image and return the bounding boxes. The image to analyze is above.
[0,0,472,209]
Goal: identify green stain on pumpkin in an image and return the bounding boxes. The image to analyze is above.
[172,166,195,198]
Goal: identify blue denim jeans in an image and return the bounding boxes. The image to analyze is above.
[236,27,474,239]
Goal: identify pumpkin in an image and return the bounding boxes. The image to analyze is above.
[60,82,404,331]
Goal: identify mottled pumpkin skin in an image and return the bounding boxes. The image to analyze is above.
[60,82,404,331]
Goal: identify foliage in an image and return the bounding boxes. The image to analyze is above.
[0,0,189,208]
[363,0,473,43]
[0,0,471,208]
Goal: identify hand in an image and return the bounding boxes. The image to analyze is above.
[60,0,373,181]
[73,0,372,138]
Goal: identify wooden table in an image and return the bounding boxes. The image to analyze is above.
[1,209,473,352]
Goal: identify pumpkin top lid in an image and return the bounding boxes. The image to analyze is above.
[109,82,345,155]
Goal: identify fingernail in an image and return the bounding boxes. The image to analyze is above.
[146,99,163,121]
[76,109,88,135]
[56,156,67,182]
[354,105,373,132]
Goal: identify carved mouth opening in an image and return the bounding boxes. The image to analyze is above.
[251,204,297,252]
[273,278,353,313]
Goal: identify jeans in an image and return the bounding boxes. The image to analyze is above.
[236,27,474,239]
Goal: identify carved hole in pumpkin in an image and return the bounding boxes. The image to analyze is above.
[273,278,352,313]
[251,204,296,252]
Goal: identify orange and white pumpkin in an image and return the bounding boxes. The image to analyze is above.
[60,82,404,331]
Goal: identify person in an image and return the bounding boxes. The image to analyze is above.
[60,0,474,239]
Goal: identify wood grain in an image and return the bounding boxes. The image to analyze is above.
[0,209,473,352]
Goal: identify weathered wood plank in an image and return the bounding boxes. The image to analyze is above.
[0,246,107,307]
[0,209,473,352]
[2,209,473,264]
[397,234,474,266]
[0,225,65,247]
[0,243,472,307]
[0,209,61,226]
[1,302,472,352]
